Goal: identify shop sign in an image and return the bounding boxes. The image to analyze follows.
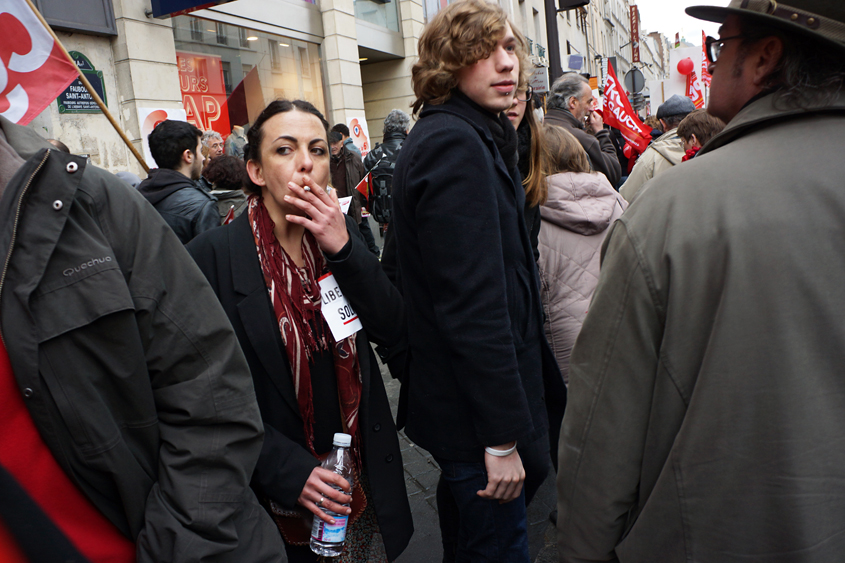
[630,5,641,64]
[529,67,549,94]
[150,0,236,18]
[56,52,106,114]
[176,51,231,140]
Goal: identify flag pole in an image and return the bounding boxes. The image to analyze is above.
[22,0,150,173]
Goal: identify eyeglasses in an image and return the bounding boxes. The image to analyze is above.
[515,85,533,103]
[705,35,745,64]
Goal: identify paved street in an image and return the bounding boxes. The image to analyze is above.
[375,346,559,562]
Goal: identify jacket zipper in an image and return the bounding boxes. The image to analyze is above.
[0,151,50,346]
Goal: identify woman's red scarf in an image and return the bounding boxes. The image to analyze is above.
[248,196,362,458]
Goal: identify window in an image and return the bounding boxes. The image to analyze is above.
[216,22,228,45]
[190,18,203,42]
[299,46,311,78]
[35,0,117,36]
[221,61,232,95]
[269,40,281,71]
[172,17,326,139]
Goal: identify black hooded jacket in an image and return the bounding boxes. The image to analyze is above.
[138,168,219,244]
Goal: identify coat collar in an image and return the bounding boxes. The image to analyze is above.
[420,92,518,195]
[0,119,84,318]
[545,107,583,130]
[227,211,303,418]
[701,90,845,155]
[0,116,52,161]
[229,211,263,296]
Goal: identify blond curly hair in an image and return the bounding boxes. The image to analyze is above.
[411,0,530,115]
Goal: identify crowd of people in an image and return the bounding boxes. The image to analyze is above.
[1,0,844,562]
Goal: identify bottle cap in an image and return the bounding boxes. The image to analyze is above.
[332,433,352,447]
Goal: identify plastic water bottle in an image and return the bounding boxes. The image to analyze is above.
[310,433,354,557]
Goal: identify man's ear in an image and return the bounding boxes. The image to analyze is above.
[659,118,668,131]
[182,149,195,166]
[246,159,266,187]
[691,133,702,149]
[751,36,784,88]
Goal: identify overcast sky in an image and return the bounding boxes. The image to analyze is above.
[633,0,723,45]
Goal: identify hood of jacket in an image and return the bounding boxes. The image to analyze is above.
[541,171,623,236]
[647,128,685,165]
[138,168,198,205]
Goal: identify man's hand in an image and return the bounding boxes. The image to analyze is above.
[476,442,525,503]
[588,110,604,134]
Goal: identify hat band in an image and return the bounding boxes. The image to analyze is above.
[730,0,845,43]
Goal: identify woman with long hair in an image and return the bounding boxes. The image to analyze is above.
[538,124,626,384]
[507,84,548,262]
[187,100,412,563]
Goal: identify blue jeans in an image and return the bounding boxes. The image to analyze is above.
[435,435,549,563]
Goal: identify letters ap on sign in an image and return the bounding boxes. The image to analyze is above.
[318,274,362,341]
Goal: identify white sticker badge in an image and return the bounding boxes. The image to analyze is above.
[338,196,353,215]
[318,273,362,341]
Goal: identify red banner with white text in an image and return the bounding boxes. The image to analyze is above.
[701,31,712,88]
[176,51,231,139]
[603,62,651,153]
[686,71,704,109]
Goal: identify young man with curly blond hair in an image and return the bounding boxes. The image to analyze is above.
[390,0,566,560]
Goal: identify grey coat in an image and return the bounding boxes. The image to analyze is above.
[0,117,284,562]
[557,91,845,562]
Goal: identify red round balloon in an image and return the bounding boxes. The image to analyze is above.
[677,58,694,75]
[623,143,634,159]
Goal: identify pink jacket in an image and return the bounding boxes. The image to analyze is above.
[538,172,627,384]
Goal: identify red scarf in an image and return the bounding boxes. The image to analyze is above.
[248,196,362,458]
[682,147,701,162]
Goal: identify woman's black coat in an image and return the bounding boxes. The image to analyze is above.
[187,212,413,560]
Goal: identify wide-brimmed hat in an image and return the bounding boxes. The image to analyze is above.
[686,1,845,54]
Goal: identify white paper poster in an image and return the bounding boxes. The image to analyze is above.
[138,108,188,169]
[318,273,362,341]
[346,114,370,157]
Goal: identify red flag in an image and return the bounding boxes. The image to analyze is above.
[222,205,235,225]
[602,62,651,153]
[355,172,371,199]
[0,0,79,125]
[701,31,712,88]
[686,71,705,109]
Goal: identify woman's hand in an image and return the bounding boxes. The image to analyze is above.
[298,466,353,524]
[284,175,350,255]
[477,443,525,504]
